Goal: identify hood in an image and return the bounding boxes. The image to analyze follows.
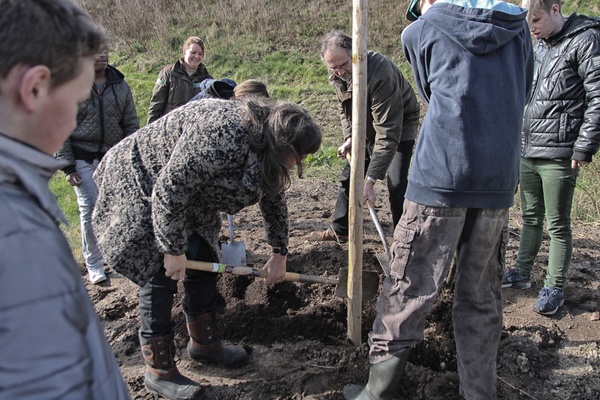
[0,133,68,224]
[189,78,237,102]
[420,0,528,55]
[104,64,125,85]
[545,13,600,45]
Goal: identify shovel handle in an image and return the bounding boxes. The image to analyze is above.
[227,214,235,242]
[367,202,389,253]
[186,260,339,285]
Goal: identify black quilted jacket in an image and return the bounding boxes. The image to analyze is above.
[55,65,139,175]
[522,14,600,162]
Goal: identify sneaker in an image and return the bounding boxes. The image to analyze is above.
[88,266,107,284]
[502,268,531,289]
[533,286,564,316]
[309,226,348,243]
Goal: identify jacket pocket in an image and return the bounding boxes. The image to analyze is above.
[389,223,416,281]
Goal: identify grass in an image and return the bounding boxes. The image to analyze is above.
[49,173,83,262]
[55,0,600,261]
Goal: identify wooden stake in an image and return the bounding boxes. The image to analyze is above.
[347,0,368,346]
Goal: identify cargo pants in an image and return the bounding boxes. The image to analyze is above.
[368,199,508,400]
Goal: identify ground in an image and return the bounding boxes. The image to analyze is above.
[85,177,600,400]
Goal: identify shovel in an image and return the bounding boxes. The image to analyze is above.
[186,260,380,300]
[344,153,390,276]
[366,200,391,277]
[221,214,247,266]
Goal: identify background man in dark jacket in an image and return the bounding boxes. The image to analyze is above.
[55,44,139,284]
[502,0,600,316]
[315,30,420,243]
[343,1,533,399]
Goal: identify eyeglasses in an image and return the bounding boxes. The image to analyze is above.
[406,0,421,21]
[327,60,350,73]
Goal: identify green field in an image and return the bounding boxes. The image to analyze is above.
[57,0,600,259]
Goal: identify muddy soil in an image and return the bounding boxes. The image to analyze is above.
[86,177,600,400]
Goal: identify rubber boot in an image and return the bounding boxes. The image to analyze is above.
[141,336,202,400]
[186,312,249,367]
[343,350,410,400]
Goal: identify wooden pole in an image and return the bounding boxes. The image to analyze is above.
[347,0,368,345]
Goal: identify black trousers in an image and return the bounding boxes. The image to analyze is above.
[331,140,415,236]
[139,232,218,343]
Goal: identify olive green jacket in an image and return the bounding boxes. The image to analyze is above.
[147,59,211,124]
[331,51,419,180]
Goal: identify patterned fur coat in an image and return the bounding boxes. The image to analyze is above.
[93,99,288,286]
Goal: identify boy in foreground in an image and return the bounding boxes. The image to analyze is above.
[0,0,131,398]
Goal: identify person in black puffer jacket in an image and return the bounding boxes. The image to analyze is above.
[55,44,139,284]
[502,0,600,316]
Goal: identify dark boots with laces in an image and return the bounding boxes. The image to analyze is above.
[186,312,249,367]
[141,335,202,400]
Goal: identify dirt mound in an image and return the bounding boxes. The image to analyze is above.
[86,177,600,399]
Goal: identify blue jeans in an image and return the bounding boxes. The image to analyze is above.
[74,159,104,270]
[369,200,507,400]
[515,158,578,289]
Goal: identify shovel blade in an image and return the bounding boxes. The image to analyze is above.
[221,242,247,266]
[334,268,380,301]
[222,214,247,266]
[376,253,390,277]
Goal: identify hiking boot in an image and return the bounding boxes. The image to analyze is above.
[309,226,348,243]
[501,268,530,289]
[533,286,564,316]
[88,265,107,284]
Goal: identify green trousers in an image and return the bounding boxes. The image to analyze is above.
[515,158,578,289]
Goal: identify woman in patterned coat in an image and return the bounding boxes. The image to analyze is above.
[93,97,321,400]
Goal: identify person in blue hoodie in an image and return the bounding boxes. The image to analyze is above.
[343,1,533,399]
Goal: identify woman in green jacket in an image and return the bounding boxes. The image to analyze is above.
[147,36,212,124]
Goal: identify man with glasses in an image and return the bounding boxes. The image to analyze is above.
[315,30,420,243]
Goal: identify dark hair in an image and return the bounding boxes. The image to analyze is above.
[0,0,107,89]
[320,30,353,60]
[243,98,322,193]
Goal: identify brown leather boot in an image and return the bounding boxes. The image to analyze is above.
[141,336,202,400]
[186,312,249,367]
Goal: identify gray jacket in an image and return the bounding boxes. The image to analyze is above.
[522,14,600,161]
[55,65,139,175]
[0,133,130,399]
[93,100,288,286]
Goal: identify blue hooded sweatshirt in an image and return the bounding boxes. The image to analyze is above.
[402,0,533,208]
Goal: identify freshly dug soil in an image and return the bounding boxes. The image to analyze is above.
[87,177,600,399]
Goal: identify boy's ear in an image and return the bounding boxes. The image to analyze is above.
[19,65,52,113]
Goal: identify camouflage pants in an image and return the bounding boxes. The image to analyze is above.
[368,200,507,400]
